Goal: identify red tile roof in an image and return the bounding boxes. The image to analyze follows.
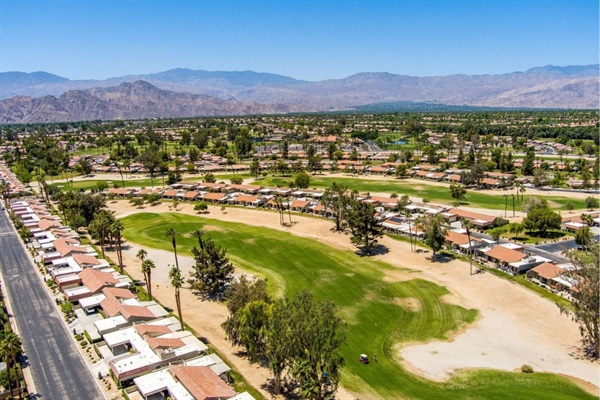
[530,262,563,280]
[485,246,526,263]
[102,287,135,299]
[170,365,236,400]
[134,324,172,336]
[79,268,118,293]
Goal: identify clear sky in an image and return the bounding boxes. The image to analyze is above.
[1,0,598,81]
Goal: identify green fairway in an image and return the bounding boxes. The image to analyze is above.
[253,175,588,211]
[51,176,201,191]
[121,212,594,399]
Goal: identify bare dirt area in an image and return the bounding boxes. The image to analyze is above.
[107,201,600,397]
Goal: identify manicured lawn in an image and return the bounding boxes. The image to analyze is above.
[50,176,201,191]
[253,175,588,211]
[121,212,594,400]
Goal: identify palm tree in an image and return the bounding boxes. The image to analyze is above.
[191,229,205,250]
[462,219,475,275]
[0,332,22,397]
[136,248,147,263]
[404,210,414,252]
[169,265,184,327]
[110,220,125,273]
[141,259,156,300]
[165,228,180,271]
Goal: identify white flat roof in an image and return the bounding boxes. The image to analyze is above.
[64,286,92,297]
[133,368,193,399]
[500,243,524,250]
[94,316,128,332]
[79,294,106,309]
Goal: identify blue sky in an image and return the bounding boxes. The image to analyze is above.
[1,0,598,81]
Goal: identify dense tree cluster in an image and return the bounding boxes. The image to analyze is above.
[223,277,346,399]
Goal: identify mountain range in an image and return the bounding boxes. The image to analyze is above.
[0,65,598,124]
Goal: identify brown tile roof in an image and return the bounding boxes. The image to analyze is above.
[72,253,101,267]
[120,305,155,320]
[445,230,471,245]
[183,191,199,199]
[79,268,118,293]
[236,195,259,203]
[448,208,497,223]
[39,219,61,231]
[202,192,226,201]
[163,189,178,197]
[53,238,89,257]
[134,324,172,336]
[481,178,500,185]
[448,174,462,182]
[102,287,136,299]
[146,337,185,350]
[530,262,563,280]
[100,295,122,317]
[485,246,526,263]
[291,200,310,208]
[170,365,236,400]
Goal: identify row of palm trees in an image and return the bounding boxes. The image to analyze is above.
[135,228,205,330]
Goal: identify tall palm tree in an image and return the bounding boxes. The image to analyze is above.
[462,219,475,275]
[0,332,22,397]
[141,259,156,300]
[191,228,205,250]
[404,210,414,252]
[165,228,180,271]
[169,265,184,327]
[136,248,147,263]
[110,220,125,273]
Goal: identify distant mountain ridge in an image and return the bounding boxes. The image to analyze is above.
[0,65,598,123]
[0,80,300,124]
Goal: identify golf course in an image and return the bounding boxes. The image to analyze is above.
[120,212,594,399]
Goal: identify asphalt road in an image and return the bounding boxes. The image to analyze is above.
[0,208,104,400]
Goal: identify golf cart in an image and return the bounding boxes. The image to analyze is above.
[359,354,369,364]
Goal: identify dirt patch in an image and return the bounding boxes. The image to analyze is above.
[393,297,422,312]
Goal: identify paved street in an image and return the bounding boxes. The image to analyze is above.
[0,208,104,400]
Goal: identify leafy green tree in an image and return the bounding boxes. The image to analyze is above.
[250,157,260,179]
[137,145,162,188]
[230,176,243,185]
[346,201,383,255]
[194,202,208,213]
[287,291,346,400]
[575,226,594,251]
[559,247,599,359]
[236,300,272,361]
[521,147,535,176]
[294,171,310,189]
[222,276,270,346]
[522,200,561,236]
[395,164,408,179]
[418,214,446,262]
[321,182,352,231]
[188,238,234,299]
[585,196,599,210]
[204,173,216,183]
[449,183,467,206]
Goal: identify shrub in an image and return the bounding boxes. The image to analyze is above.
[80,340,88,347]
[521,364,534,373]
